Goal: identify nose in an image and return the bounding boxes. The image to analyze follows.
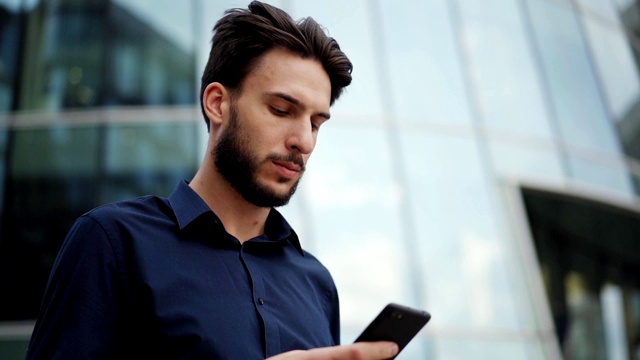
[285,118,315,155]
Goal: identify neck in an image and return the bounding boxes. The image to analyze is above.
[189,161,270,244]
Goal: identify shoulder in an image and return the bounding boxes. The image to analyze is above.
[88,195,169,218]
[64,195,175,250]
[84,195,173,227]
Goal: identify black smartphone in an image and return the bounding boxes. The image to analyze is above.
[354,303,431,359]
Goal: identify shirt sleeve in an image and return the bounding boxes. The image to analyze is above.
[329,285,341,345]
[26,214,125,359]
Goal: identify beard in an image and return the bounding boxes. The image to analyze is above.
[213,103,305,208]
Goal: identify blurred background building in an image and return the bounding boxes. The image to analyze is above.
[1,0,639,359]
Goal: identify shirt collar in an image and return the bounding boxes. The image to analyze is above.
[168,180,215,229]
[265,208,304,256]
[168,180,304,256]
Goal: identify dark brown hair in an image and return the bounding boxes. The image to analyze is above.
[200,1,353,130]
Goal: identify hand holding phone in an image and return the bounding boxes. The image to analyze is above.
[354,303,431,359]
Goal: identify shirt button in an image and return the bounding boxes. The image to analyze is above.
[258,298,265,305]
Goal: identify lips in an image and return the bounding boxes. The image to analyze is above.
[272,161,303,179]
[273,160,302,173]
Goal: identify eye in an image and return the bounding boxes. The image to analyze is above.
[270,106,289,116]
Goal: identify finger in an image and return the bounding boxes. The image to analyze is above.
[304,341,399,360]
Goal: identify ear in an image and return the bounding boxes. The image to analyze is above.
[202,82,229,128]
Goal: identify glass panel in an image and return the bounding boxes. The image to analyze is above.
[580,3,640,122]
[0,124,100,321]
[435,337,547,360]
[627,289,640,359]
[400,130,525,330]
[0,113,200,322]
[489,138,565,180]
[111,0,196,51]
[564,271,608,359]
[576,0,620,21]
[376,0,473,124]
[11,125,99,178]
[0,339,29,360]
[524,188,640,359]
[458,0,556,139]
[613,0,636,12]
[0,122,7,212]
[601,283,629,360]
[302,124,413,327]
[526,0,622,154]
[0,0,22,12]
[0,0,21,112]
[287,0,384,118]
[567,154,635,195]
[104,120,200,202]
[19,0,196,111]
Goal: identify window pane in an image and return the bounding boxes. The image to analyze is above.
[302,124,414,329]
[0,124,100,320]
[458,0,556,139]
[112,0,195,51]
[580,2,640,121]
[104,119,199,201]
[400,131,526,330]
[435,337,548,360]
[567,153,635,194]
[489,139,565,180]
[526,0,621,154]
[0,1,21,112]
[20,1,196,111]
[377,0,473,124]
[288,0,384,118]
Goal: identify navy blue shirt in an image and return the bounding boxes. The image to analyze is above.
[27,181,340,359]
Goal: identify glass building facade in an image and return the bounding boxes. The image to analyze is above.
[1,0,639,359]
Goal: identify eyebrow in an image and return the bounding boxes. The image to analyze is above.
[266,91,331,120]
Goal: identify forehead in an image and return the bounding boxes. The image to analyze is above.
[241,48,331,111]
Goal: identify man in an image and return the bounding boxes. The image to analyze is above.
[26,1,398,359]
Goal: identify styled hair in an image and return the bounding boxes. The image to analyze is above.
[200,1,353,130]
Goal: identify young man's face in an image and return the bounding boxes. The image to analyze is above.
[213,48,331,207]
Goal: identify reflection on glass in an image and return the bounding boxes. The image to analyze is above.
[400,130,524,330]
[0,114,200,322]
[526,0,621,154]
[567,154,634,195]
[302,124,413,328]
[104,121,199,202]
[575,0,620,21]
[580,2,640,121]
[629,289,640,359]
[112,0,195,52]
[0,124,6,211]
[19,0,195,111]
[489,139,564,180]
[525,189,640,360]
[376,0,473,124]
[435,337,546,360]
[601,284,629,360]
[0,125,100,321]
[287,0,384,117]
[0,1,21,112]
[564,272,607,359]
[614,0,636,12]
[458,0,555,139]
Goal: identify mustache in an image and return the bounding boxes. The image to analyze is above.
[267,153,305,171]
